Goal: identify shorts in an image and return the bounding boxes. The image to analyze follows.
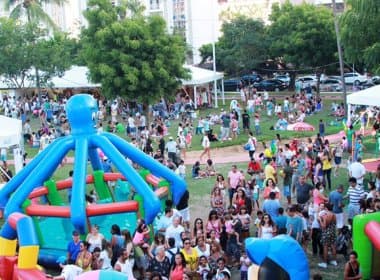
[335,213,344,229]
[178,207,190,222]
[348,204,360,220]
[283,185,291,197]
[334,157,342,165]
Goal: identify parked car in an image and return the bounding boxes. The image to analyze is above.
[343,72,367,85]
[241,74,263,86]
[296,75,317,90]
[319,78,343,92]
[223,78,242,91]
[274,74,291,86]
[253,79,288,91]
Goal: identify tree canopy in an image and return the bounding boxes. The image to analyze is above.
[80,0,188,103]
[199,16,268,76]
[0,18,78,88]
[340,0,380,73]
[268,1,336,70]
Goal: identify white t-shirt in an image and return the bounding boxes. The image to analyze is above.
[165,224,185,248]
[349,162,366,185]
[60,265,82,280]
[128,117,135,128]
[202,136,210,149]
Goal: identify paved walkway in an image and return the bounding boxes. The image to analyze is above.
[7,129,373,167]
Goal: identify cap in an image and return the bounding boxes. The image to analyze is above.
[56,256,67,265]
[169,136,173,140]
[72,230,79,236]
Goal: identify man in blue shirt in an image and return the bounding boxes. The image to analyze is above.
[286,205,303,242]
[67,230,81,264]
[329,184,345,232]
[263,192,281,220]
[274,207,288,234]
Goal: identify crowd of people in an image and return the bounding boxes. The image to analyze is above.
[1,90,380,280]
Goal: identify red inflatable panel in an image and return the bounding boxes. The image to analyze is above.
[86,201,139,216]
[365,221,380,251]
[13,268,47,280]
[146,174,161,186]
[103,172,125,181]
[0,256,17,280]
[26,205,71,218]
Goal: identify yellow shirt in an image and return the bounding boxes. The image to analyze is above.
[264,148,272,158]
[322,157,332,170]
[181,248,198,271]
[264,164,276,183]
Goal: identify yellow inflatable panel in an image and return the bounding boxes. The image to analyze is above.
[0,237,17,256]
[18,245,39,269]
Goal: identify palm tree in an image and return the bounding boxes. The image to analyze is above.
[4,0,66,30]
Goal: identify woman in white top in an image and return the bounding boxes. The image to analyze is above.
[199,132,211,162]
[99,239,112,270]
[86,225,105,253]
[114,248,136,280]
[258,214,276,240]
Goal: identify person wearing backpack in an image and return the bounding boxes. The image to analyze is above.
[165,237,179,266]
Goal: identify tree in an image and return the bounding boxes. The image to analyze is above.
[80,0,188,104]
[0,18,79,89]
[199,16,269,75]
[5,0,65,30]
[268,1,336,89]
[340,0,380,73]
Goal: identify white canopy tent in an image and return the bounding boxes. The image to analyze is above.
[182,65,224,109]
[0,115,23,174]
[347,85,380,123]
[50,66,100,88]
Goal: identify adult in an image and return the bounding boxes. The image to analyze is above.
[263,192,281,220]
[214,257,231,280]
[246,132,257,160]
[282,158,293,204]
[181,237,199,273]
[195,236,211,258]
[247,157,262,176]
[264,158,277,183]
[206,210,222,239]
[169,252,187,280]
[86,224,105,253]
[214,174,227,200]
[286,206,303,242]
[345,177,366,224]
[211,187,225,217]
[231,187,247,212]
[75,241,92,272]
[165,136,178,164]
[147,245,171,279]
[349,157,366,187]
[258,213,276,240]
[227,165,244,206]
[344,251,362,280]
[262,178,281,200]
[322,150,333,190]
[110,224,125,267]
[67,230,81,264]
[199,131,211,162]
[156,207,174,234]
[165,216,185,248]
[329,185,345,232]
[313,182,328,209]
[294,175,313,206]
[318,203,338,269]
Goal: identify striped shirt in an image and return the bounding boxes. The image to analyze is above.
[347,186,366,206]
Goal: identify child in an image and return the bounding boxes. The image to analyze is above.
[247,178,260,210]
[175,160,186,179]
[254,210,263,237]
[238,206,251,241]
[133,221,150,247]
[197,255,211,280]
[240,252,252,280]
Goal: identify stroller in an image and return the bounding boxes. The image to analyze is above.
[336,225,352,260]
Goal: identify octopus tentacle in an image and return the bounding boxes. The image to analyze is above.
[103,132,186,205]
[3,137,74,219]
[70,137,89,234]
[0,137,71,208]
[91,134,161,224]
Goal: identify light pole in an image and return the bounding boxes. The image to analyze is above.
[332,0,347,113]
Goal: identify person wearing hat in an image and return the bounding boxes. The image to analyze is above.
[67,230,81,264]
[165,136,178,164]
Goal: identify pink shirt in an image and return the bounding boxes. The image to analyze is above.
[132,232,144,245]
[313,189,324,207]
[228,171,243,189]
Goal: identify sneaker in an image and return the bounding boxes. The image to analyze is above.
[329,260,338,266]
[318,262,327,268]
